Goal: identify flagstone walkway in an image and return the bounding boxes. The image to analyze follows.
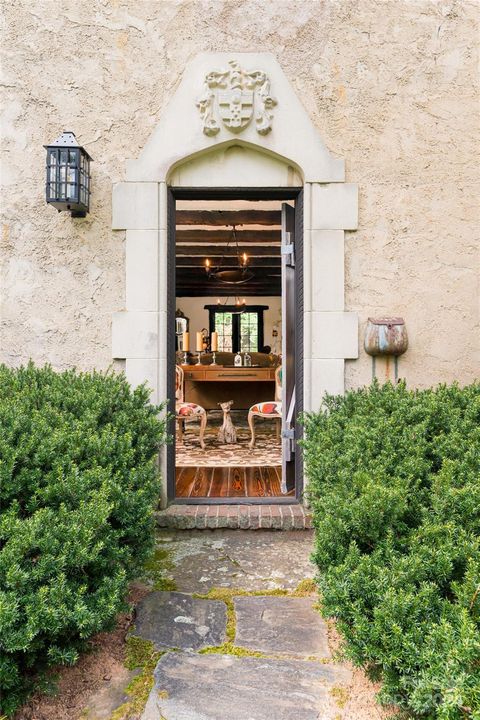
[123,530,393,720]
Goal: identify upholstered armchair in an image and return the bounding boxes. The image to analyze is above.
[247,366,282,448]
[175,365,207,450]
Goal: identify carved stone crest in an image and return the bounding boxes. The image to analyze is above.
[196,60,277,137]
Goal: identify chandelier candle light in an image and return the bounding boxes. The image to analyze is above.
[205,225,253,284]
[216,297,247,314]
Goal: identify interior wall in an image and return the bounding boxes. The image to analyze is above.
[176,296,282,353]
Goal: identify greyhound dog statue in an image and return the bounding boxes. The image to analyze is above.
[218,400,237,444]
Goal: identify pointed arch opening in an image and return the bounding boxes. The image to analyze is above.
[166,139,304,189]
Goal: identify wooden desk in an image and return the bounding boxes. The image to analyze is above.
[181,365,275,382]
[181,365,276,409]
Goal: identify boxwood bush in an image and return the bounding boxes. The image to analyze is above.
[0,363,167,715]
[304,381,480,719]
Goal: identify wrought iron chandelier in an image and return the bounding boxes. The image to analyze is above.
[205,225,253,284]
[216,296,247,314]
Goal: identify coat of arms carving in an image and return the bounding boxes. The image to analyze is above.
[196,60,277,137]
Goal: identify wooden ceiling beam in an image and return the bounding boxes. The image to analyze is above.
[177,275,281,286]
[176,246,280,257]
[175,282,282,298]
[176,210,281,226]
[176,283,280,289]
[176,257,281,268]
[176,281,281,288]
[176,291,280,297]
[176,269,281,278]
[176,229,280,244]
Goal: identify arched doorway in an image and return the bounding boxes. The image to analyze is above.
[111,53,359,508]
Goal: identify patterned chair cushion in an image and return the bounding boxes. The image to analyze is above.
[176,402,206,418]
[249,401,282,416]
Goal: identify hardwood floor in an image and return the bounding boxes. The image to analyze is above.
[176,466,293,498]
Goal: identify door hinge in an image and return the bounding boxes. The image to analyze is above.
[282,387,296,461]
[281,233,295,266]
[282,427,295,457]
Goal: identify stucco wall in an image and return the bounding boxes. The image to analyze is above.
[1,0,478,387]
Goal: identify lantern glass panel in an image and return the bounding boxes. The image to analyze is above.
[48,150,57,198]
[59,164,66,199]
[66,166,78,201]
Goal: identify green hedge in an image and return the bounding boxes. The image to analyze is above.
[0,363,167,715]
[304,381,480,719]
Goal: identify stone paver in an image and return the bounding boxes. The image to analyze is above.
[155,503,312,530]
[234,595,331,658]
[142,652,352,720]
[157,529,316,592]
[132,591,226,651]
[83,530,381,719]
[131,531,357,719]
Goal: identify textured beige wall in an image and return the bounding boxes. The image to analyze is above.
[1,0,478,387]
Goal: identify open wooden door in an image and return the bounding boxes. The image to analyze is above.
[281,203,296,494]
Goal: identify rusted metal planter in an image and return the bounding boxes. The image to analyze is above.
[364,317,408,357]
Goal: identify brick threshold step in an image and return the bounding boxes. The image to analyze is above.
[155,504,312,530]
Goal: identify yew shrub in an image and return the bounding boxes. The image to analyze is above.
[304,381,480,719]
[0,363,166,715]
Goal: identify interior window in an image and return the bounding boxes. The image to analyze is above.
[240,312,258,352]
[210,307,265,352]
[214,311,233,351]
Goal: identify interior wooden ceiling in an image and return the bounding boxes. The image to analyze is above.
[175,205,282,297]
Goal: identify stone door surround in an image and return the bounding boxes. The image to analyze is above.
[111,53,359,504]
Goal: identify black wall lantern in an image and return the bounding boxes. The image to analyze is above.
[44,131,92,218]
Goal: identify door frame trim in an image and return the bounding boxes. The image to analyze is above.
[167,186,304,504]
